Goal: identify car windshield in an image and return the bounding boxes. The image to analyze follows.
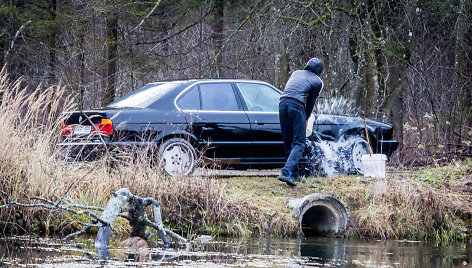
[107,82,186,108]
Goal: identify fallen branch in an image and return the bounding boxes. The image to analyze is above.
[136,0,163,29]
[0,190,108,225]
[4,20,31,62]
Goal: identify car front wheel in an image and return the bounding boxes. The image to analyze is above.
[345,137,370,174]
[159,138,196,177]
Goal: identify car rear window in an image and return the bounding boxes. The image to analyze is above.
[178,86,200,110]
[107,81,186,108]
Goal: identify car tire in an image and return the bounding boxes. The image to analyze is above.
[159,138,196,177]
[344,137,370,174]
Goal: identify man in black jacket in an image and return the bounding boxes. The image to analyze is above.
[278,58,324,186]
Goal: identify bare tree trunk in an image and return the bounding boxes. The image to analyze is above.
[274,52,290,90]
[331,0,353,97]
[388,70,407,162]
[351,5,371,114]
[455,0,471,144]
[48,0,57,85]
[77,25,86,110]
[386,0,418,162]
[363,2,379,118]
[103,8,118,105]
[211,0,225,77]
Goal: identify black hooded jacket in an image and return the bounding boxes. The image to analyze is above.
[280,58,324,118]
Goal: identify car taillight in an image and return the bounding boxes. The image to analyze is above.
[61,121,73,135]
[92,119,113,134]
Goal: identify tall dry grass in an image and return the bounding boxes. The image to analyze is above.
[0,69,265,237]
[350,179,466,242]
[0,67,75,231]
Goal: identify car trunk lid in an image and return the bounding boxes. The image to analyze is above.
[61,111,113,136]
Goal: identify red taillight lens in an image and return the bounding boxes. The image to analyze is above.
[92,119,113,134]
[61,121,73,135]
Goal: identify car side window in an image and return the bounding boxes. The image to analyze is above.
[179,86,200,110]
[236,83,281,112]
[200,83,239,111]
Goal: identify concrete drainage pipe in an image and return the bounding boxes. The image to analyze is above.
[289,193,348,237]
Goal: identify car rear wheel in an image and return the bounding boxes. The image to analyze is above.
[159,138,196,177]
[346,137,370,174]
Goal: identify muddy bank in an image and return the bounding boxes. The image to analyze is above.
[221,159,472,242]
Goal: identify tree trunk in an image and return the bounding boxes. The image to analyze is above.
[103,7,118,106]
[386,0,418,162]
[77,23,86,110]
[274,53,290,90]
[364,2,380,118]
[48,0,57,85]
[211,0,225,77]
[455,0,471,144]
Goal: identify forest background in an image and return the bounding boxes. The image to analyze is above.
[1,0,471,165]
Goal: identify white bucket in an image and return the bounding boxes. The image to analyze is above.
[361,154,387,178]
[306,114,315,137]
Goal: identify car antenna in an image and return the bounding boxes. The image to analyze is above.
[362,111,372,157]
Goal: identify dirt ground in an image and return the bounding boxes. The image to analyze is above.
[194,168,280,177]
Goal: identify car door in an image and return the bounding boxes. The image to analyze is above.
[234,82,285,162]
[177,82,252,159]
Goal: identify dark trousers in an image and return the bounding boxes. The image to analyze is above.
[279,101,306,177]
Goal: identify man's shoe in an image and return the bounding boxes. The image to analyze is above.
[292,172,305,183]
[278,174,297,187]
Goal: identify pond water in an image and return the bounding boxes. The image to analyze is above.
[0,236,471,267]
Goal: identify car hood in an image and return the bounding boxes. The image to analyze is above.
[316,114,393,129]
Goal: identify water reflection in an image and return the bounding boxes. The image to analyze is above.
[0,236,470,267]
[296,237,347,266]
[296,237,472,267]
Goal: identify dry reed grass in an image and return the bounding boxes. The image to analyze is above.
[345,177,469,242]
[0,67,75,232]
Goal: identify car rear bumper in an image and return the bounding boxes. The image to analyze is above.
[375,140,399,157]
[57,141,158,160]
[57,141,157,147]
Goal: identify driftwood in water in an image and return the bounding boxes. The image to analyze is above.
[0,188,188,254]
[95,188,171,253]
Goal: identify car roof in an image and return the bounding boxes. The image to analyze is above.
[146,79,272,86]
[107,79,277,110]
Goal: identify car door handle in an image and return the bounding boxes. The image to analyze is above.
[254,120,264,125]
[195,121,217,128]
[194,121,208,127]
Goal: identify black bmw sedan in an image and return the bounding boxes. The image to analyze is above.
[59,79,398,176]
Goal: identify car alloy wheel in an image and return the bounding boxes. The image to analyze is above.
[349,138,370,174]
[159,138,196,177]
